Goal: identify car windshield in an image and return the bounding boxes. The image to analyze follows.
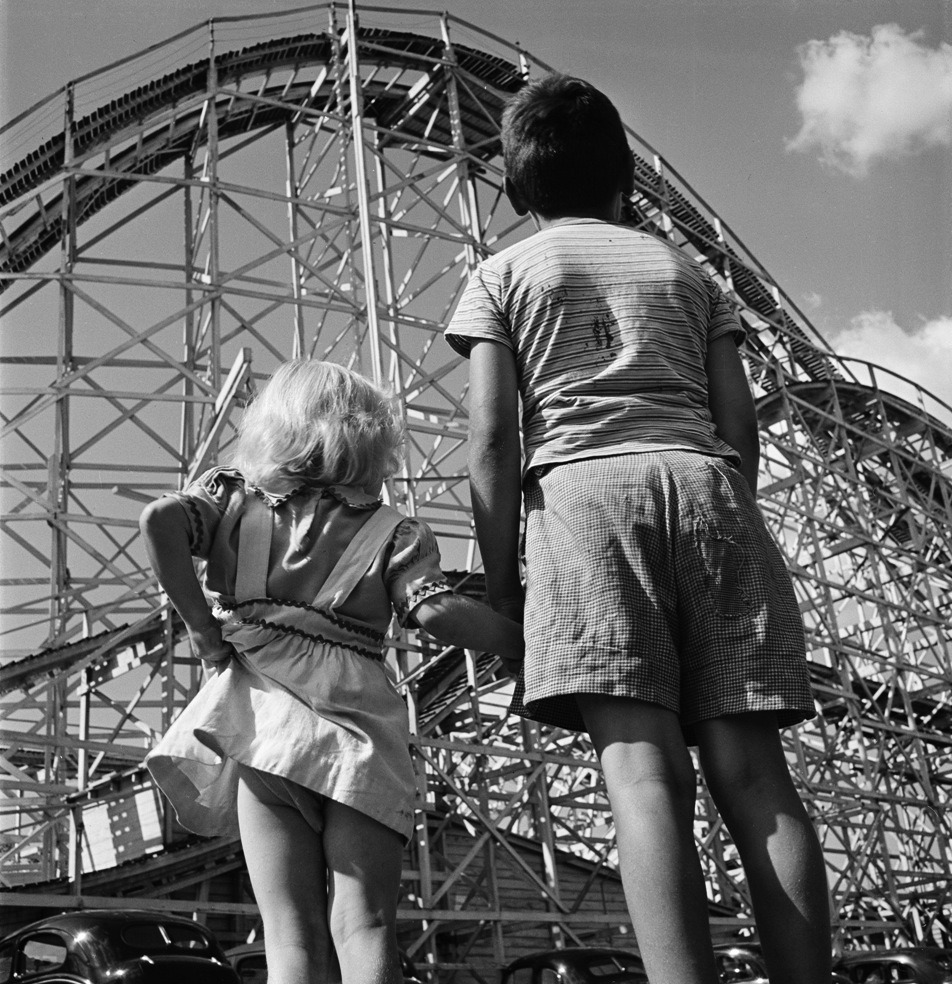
[120,922,213,955]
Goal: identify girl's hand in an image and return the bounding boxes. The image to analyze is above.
[188,623,235,666]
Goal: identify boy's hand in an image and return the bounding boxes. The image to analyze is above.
[492,595,525,625]
[498,653,524,679]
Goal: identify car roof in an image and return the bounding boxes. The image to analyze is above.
[1,909,210,946]
[505,946,644,970]
[836,947,951,962]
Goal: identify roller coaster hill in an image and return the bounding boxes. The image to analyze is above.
[1,5,951,979]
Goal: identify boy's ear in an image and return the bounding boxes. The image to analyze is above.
[504,176,530,216]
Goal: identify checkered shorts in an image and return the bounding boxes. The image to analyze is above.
[512,451,815,741]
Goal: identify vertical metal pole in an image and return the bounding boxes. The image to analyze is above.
[402,641,436,977]
[50,82,76,645]
[206,22,222,395]
[181,153,197,479]
[286,120,306,358]
[441,15,484,277]
[69,662,91,893]
[371,138,413,514]
[47,80,78,879]
[161,606,177,845]
[344,0,385,388]
[522,718,565,949]
[443,14,492,575]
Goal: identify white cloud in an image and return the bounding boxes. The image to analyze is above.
[787,24,952,176]
[828,310,952,420]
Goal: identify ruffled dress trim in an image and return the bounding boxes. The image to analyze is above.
[216,598,385,661]
[248,482,383,511]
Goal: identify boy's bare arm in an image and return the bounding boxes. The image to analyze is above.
[467,339,524,619]
[411,593,524,670]
[139,497,233,666]
[706,334,761,494]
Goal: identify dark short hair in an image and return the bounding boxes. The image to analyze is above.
[501,74,630,217]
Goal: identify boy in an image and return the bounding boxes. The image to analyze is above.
[445,75,831,984]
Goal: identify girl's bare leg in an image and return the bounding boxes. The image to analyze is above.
[323,799,404,984]
[577,694,719,984]
[236,775,340,984]
[695,713,831,984]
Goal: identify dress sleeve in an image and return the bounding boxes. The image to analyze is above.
[163,467,246,559]
[444,264,512,358]
[707,277,746,346]
[384,518,452,626]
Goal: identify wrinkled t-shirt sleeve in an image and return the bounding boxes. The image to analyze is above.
[163,467,245,559]
[444,264,512,358]
[385,518,451,626]
[707,276,746,345]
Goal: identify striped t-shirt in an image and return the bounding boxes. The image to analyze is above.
[445,218,746,473]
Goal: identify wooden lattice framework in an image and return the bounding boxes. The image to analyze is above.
[1,4,951,978]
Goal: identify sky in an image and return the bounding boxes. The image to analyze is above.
[2,0,951,414]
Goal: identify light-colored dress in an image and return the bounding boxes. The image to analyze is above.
[146,468,449,841]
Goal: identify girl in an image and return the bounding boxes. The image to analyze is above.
[143,359,524,984]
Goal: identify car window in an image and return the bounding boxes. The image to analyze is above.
[885,965,916,984]
[163,923,212,951]
[120,922,212,954]
[19,933,68,975]
[539,970,561,984]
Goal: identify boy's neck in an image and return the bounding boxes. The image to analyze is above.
[533,196,623,230]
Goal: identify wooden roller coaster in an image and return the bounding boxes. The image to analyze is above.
[1,5,950,978]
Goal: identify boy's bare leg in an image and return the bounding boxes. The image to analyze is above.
[236,775,340,984]
[323,799,404,984]
[577,694,719,984]
[695,713,831,984]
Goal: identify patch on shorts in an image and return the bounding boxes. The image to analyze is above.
[693,517,751,618]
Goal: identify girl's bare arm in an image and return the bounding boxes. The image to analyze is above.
[411,592,524,672]
[139,497,233,665]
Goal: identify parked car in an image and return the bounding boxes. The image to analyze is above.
[833,947,952,984]
[0,909,240,983]
[225,939,424,983]
[500,946,648,984]
[713,942,769,982]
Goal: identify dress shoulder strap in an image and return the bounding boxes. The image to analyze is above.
[314,504,405,613]
[233,491,272,602]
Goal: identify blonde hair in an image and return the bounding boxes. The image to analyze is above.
[233,360,404,490]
